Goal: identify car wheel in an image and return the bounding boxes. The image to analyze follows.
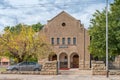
[12,68,18,71]
[34,68,40,71]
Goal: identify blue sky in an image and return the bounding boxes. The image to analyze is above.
[0,0,114,33]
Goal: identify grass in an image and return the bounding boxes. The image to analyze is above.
[0,67,6,72]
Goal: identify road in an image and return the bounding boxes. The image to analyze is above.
[0,74,120,80]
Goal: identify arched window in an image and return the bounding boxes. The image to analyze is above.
[62,38,65,45]
[57,38,60,45]
[68,38,71,45]
[73,37,76,45]
[51,38,54,45]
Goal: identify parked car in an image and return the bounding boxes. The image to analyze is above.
[6,62,42,71]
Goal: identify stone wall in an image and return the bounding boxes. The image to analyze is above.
[92,61,106,75]
[42,11,90,70]
[79,60,90,70]
[41,61,58,75]
[42,61,57,72]
[109,55,120,69]
[1,61,58,75]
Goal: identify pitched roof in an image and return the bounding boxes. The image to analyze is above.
[48,11,77,22]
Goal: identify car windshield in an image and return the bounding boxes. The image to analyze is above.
[18,62,27,66]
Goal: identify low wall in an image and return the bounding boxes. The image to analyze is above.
[92,61,106,75]
[1,61,58,75]
[109,55,120,69]
[42,61,58,74]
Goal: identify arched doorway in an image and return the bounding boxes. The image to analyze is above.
[59,53,68,68]
[48,54,57,61]
[70,53,79,68]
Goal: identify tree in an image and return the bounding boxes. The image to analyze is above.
[0,26,52,62]
[4,24,22,34]
[89,0,120,60]
[31,22,43,32]
[4,22,43,33]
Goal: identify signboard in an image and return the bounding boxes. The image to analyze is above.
[59,45,68,48]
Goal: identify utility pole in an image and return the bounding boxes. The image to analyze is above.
[106,0,109,78]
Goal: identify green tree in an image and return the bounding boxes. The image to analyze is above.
[0,26,51,62]
[4,22,43,33]
[4,24,22,34]
[31,22,43,32]
[89,0,120,60]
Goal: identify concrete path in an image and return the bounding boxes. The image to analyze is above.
[0,74,120,80]
[60,69,92,75]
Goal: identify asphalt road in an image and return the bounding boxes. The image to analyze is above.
[0,74,120,80]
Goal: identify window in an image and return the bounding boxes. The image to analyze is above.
[51,38,54,45]
[28,62,36,65]
[57,38,60,44]
[62,38,65,45]
[73,37,76,45]
[62,22,66,27]
[68,38,71,45]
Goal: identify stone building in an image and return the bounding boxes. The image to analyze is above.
[41,11,90,69]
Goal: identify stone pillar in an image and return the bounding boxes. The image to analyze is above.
[85,61,90,69]
[57,54,59,61]
[79,60,84,69]
[68,55,70,68]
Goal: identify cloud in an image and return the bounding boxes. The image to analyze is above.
[0,0,114,32]
[71,3,106,28]
[0,0,14,9]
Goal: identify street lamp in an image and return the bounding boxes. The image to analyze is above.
[106,0,109,78]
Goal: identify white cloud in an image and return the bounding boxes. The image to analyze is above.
[0,0,114,32]
[7,0,40,5]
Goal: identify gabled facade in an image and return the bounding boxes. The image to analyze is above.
[41,11,90,69]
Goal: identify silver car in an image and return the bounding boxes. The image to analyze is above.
[7,62,42,71]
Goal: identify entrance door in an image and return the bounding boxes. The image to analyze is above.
[59,53,68,68]
[70,53,79,68]
[73,55,79,68]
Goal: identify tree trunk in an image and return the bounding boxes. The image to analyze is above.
[17,58,24,63]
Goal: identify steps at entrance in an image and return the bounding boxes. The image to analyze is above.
[59,69,92,75]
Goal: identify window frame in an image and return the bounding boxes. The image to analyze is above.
[57,38,60,45]
[62,38,65,45]
[67,37,71,45]
[73,37,76,45]
[51,38,54,45]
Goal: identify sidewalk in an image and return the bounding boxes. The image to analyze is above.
[0,74,120,80]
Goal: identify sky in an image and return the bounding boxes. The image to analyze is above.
[0,0,114,33]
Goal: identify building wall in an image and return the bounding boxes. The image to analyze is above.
[41,11,90,69]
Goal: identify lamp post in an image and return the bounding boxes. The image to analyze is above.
[106,0,109,78]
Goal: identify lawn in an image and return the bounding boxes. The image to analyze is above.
[0,67,6,72]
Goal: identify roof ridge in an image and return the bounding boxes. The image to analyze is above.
[48,11,77,22]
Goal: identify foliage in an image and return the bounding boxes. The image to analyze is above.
[31,22,43,32]
[89,0,120,60]
[4,22,43,33]
[0,26,52,62]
